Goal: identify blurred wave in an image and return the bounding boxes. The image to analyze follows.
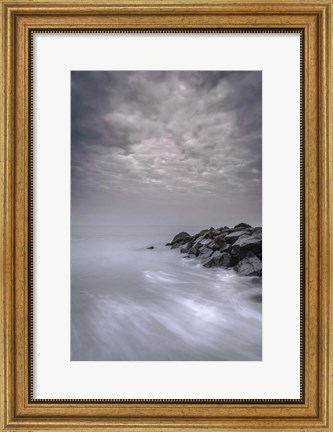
[71,225,262,361]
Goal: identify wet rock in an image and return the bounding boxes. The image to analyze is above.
[209,235,227,251]
[203,251,232,268]
[252,227,262,237]
[180,242,191,253]
[202,227,220,239]
[235,252,262,276]
[203,251,223,267]
[221,243,232,253]
[200,246,214,260]
[170,232,192,248]
[167,224,262,276]
[206,240,219,251]
[192,235,204,245]
[188,247,199,256]
[217,226,229,232]
[225,230,251,244]
[231,235,262,258]
[171,231,191,243]
[219,252,233,267]
[195,238,212,249]
[234,222,252,230]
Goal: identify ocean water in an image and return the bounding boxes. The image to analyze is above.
[71,225,262,361]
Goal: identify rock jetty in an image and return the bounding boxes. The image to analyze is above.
[166,223,262,277]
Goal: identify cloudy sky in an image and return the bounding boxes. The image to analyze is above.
[71,71,262,227]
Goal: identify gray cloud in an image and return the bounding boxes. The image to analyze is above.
[71,71,262,227]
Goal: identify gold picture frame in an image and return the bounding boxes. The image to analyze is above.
[0,0,332,430]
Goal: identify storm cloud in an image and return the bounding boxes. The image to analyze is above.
[71,71,262,227]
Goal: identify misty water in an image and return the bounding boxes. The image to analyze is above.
[71,226,262,361]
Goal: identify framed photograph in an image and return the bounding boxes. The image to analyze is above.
[1,0,332,431]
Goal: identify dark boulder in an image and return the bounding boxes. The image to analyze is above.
[206,227,221,238]
[171,241,184,249]
[203,251,233,268]
[200,246,214,260]
[165,242,172,246]
[146,246,154,249]
[206,240,220,251]
[235,252,262,276]
[216,230,228,237]
[217,226,229,232]
[221,243,232,253]
[188,247,199,256]
[225,230,251,244]
[202,230,215,239]
[219,252,233,267]
[193,234,204,245]
[180,242,191,253]
[231,235,262,258]
[207,240,232,253]
[211,235,227,250]
[234,222,252,230]
[171,231,191,244]
[170,235,192,249]
[168,225,262,276]
[195,238,212,249]
[203,251,223,267]
[192,235,210,249]
[186,238,196,249]
[252,227,262,237]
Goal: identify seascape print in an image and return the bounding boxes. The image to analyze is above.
[71,71,262,361]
